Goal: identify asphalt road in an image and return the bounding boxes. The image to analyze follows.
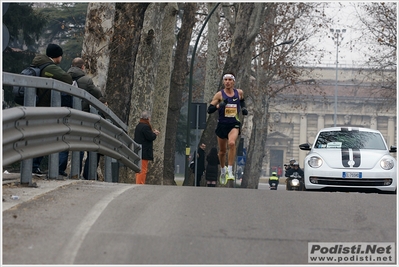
[2,181,396,265]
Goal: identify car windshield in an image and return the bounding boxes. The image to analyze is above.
[314,130,386,150]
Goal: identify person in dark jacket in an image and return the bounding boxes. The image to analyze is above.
[66,57,104,179]
[192,143,206,186]
[67,57,103,112]
[285,162,304,178]
[31,44,73,176]
[205,147,219,187]
[134,111,160,184]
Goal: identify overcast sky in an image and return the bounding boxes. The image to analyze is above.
[314,2,366,67]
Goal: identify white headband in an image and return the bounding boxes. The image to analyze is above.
[223,74,235,81]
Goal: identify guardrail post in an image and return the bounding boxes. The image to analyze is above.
[87,151,97,180]
[49,90,62,179]
[87,106,99,180]
[70,152,82,179]
[112,158,119,183]
[70,97,83,179]
[20,86,37,185]
[104,156,112,182]
[20,160,33,185]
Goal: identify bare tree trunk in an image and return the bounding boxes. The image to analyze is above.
[102,3,149,184]
[241,4,276,189]
[82,3,116,92]
[163,3,197,185]
[124,3,163,184]
[106,3,149,124]
[146,3,179,185]
[203,3,221,153]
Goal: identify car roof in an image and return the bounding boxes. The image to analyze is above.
[318,127,381,134]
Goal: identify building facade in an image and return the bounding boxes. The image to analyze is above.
[257,67,397,176]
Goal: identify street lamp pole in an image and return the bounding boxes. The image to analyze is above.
[330,28,346,127]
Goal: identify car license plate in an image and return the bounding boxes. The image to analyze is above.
[342,172,362,178]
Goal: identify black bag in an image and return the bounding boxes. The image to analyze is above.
[13,62,53,105]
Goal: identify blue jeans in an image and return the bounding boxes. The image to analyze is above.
[59,151,69,174]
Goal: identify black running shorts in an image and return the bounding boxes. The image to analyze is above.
[215,122,241,139]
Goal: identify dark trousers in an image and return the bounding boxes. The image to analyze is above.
[59,151,69,174]
[194,171,203,186]
[32,157,43,170]
[83,152,101,180]
[59,151,85,175]
[33,152,83,174]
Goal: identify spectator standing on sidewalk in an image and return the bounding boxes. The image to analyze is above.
[31,43,72,175]
[64,57,103,179]
[192,143,206,186]
[134,111,160,184]
[205,147,219,187]
[67,57,103,112]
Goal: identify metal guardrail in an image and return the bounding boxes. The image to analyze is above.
[2,72,141,184]
[3,72,127,131]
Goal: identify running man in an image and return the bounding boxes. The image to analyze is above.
[207,73,248,184]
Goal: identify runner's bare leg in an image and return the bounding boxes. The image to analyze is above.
[217,136,227,168]
[227,128,239,166]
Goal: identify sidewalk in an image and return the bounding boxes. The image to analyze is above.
[2,172,80,211]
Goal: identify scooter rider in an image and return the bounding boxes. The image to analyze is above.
[284,158,296,176]
[269,171,279,189]
[285,162,304,178]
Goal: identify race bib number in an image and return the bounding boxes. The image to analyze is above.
[224,103,237,117]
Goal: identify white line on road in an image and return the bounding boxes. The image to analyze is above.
[59,185,132,264]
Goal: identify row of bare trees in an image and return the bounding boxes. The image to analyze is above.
[80,2,396,188]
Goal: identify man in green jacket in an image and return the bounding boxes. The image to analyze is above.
[32,44,72,175]
[33,43,73,107]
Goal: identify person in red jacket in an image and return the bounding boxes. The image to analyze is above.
[134,111,160,184]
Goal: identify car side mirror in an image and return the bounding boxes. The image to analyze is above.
[389,146,397,153]
[299,143,311,151]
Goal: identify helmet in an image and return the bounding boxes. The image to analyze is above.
[290,158,296,163]
[272,172,277,176]
[293,162,299,166]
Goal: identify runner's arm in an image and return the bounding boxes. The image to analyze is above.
[207,91,222,114]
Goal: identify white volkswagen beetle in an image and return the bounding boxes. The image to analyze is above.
[299,127,397,193]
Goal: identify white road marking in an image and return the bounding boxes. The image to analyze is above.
[59,185,132,264]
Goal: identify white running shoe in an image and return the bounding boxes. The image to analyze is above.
[219,167,227,185]
[226,170,235,181]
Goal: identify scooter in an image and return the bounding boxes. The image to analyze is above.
[286,172,304,191]
[269,180,278,190]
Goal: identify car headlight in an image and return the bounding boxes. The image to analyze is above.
[380,158,395,170]
[308,156,323,168]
